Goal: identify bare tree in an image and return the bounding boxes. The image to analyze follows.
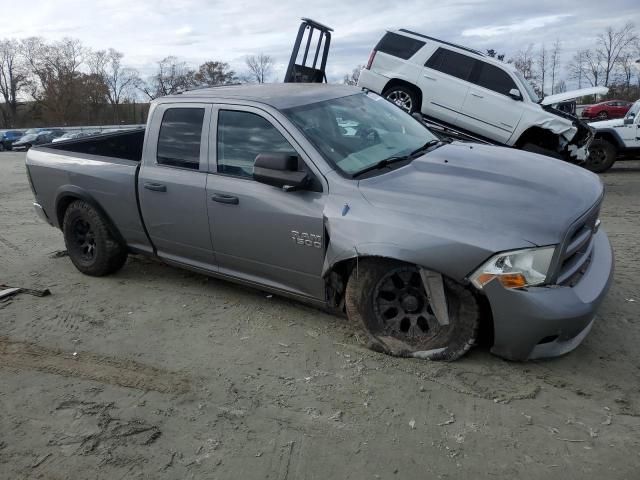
[141,56,194,99]
[89,48,139,122]
[554,79,567,93]
[245,54,274,83]
[550,39,561,94]
[567,49,588,89]
[343,65,363,86]
[583,49,605,87]
[595,22,638,86]
[194,61,236,86]
[510,45,537,84]
[537,44,547,97]
[0,39,29,127]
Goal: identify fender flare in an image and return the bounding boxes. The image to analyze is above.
[593,128,625,150]
[54,185,127,247]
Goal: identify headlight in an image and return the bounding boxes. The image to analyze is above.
[470,246,555,290]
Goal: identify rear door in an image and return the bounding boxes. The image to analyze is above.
[458,60,524,143]
[206,106,327,300]
[139,103,216,271]
[418,47,474,125]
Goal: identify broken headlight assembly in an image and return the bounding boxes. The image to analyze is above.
[470,246,556,290]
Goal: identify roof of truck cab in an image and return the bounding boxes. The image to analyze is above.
[158,83,361,110]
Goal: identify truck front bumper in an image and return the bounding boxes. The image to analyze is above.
[485,230,614,361]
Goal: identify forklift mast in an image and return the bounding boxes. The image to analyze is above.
[284,18,333,83]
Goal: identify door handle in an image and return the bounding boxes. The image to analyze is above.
[143,182,167,192]
[423,74,436,80]
[211,193,239,205]
[471,92,484,98]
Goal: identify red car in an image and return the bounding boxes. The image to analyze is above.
[582,100,632,120]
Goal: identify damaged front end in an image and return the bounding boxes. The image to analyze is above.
[543,104,595,163]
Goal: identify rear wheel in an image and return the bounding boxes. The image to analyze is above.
[345,258,480,361]
[63,200,128,276]
[383,85,419,114]
[585,138,616,173]
[597,111,608,120]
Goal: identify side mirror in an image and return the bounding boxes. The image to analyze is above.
[508,88,522,101]
[624,114,635,125]
[253,153,308,191]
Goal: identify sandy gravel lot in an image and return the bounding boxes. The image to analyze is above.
[1,151,639,479]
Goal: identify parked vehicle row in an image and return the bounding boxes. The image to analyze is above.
[0,127,135,152]
[582,100,633,120]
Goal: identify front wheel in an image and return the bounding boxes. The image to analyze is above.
[345,258,480,361]
[585,138,616,173]
[383,86,419,114]
[63,200,128,276]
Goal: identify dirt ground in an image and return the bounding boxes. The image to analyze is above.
[1,151,639,479]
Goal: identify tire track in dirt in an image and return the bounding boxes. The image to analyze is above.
[0,336,190,394]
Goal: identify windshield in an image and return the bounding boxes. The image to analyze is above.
[513,71,540,103]
[626,100,640,120]
[284,93,438,177]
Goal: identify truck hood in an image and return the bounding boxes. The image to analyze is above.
[540,86,609,105]
[588,118,624,128]
[357,142,603,248]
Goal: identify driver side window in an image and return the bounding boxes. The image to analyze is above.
[217,110,298,178]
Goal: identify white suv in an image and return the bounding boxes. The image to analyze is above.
[358,29,606,162]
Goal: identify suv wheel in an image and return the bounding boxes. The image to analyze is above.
[63,200,128,276]
[585,138,616,173]
[345,258,480,361]
[383,86,418,114]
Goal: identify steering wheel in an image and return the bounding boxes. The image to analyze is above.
[356,127,380,144]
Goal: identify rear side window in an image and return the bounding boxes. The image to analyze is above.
[425,47,475,81]
[375,32,425,60]
[157,108,205,170]
[217,110,297,178]
[470,61,517,96]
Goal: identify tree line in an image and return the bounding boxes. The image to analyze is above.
[0,37,275,128]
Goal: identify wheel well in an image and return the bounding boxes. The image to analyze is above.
[515,127,560,151]
[56,194,126,246]
[382,79,423,109]
[594,132,621,152]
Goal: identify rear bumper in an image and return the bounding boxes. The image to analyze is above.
[357,69,389,95]
[486,230,614,361]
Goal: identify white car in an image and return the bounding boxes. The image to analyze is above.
[586,99,640,172]
[358,29,607,162]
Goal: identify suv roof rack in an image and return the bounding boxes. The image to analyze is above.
[398,29,485,57]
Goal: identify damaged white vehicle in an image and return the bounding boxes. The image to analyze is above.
[358,29,608,163]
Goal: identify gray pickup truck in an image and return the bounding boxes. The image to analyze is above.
[26,84,614,361]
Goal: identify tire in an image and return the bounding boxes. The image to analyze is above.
[345,258,480,361]
[383,85,419,114]
[62,200,127,276]
[0,143,4,152]
[585,138,616,173]
[597,111,608,120]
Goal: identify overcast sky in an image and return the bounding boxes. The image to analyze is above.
[2,0,639,85]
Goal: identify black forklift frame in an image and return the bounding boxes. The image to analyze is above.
[284,18,333,83]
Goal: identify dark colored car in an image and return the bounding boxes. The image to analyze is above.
[582,100,632,120]
[12,132,57,151]
[0,130,26,151]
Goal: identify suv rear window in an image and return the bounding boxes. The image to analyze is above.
[470,61,517,96]
[375,32,425,60]
[425,47,475,81]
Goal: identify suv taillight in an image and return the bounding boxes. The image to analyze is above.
[366,49,377,70]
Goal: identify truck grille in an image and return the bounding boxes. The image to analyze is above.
[555,202,601,287]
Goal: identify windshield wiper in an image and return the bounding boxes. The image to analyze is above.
[352,139,443,179]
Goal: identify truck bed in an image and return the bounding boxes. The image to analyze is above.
[26,129,153,254]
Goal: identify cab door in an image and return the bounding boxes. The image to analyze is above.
[619,112,640,148]
[458,60,524,144]
[205,106,327,300]
[138,103,216,271]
